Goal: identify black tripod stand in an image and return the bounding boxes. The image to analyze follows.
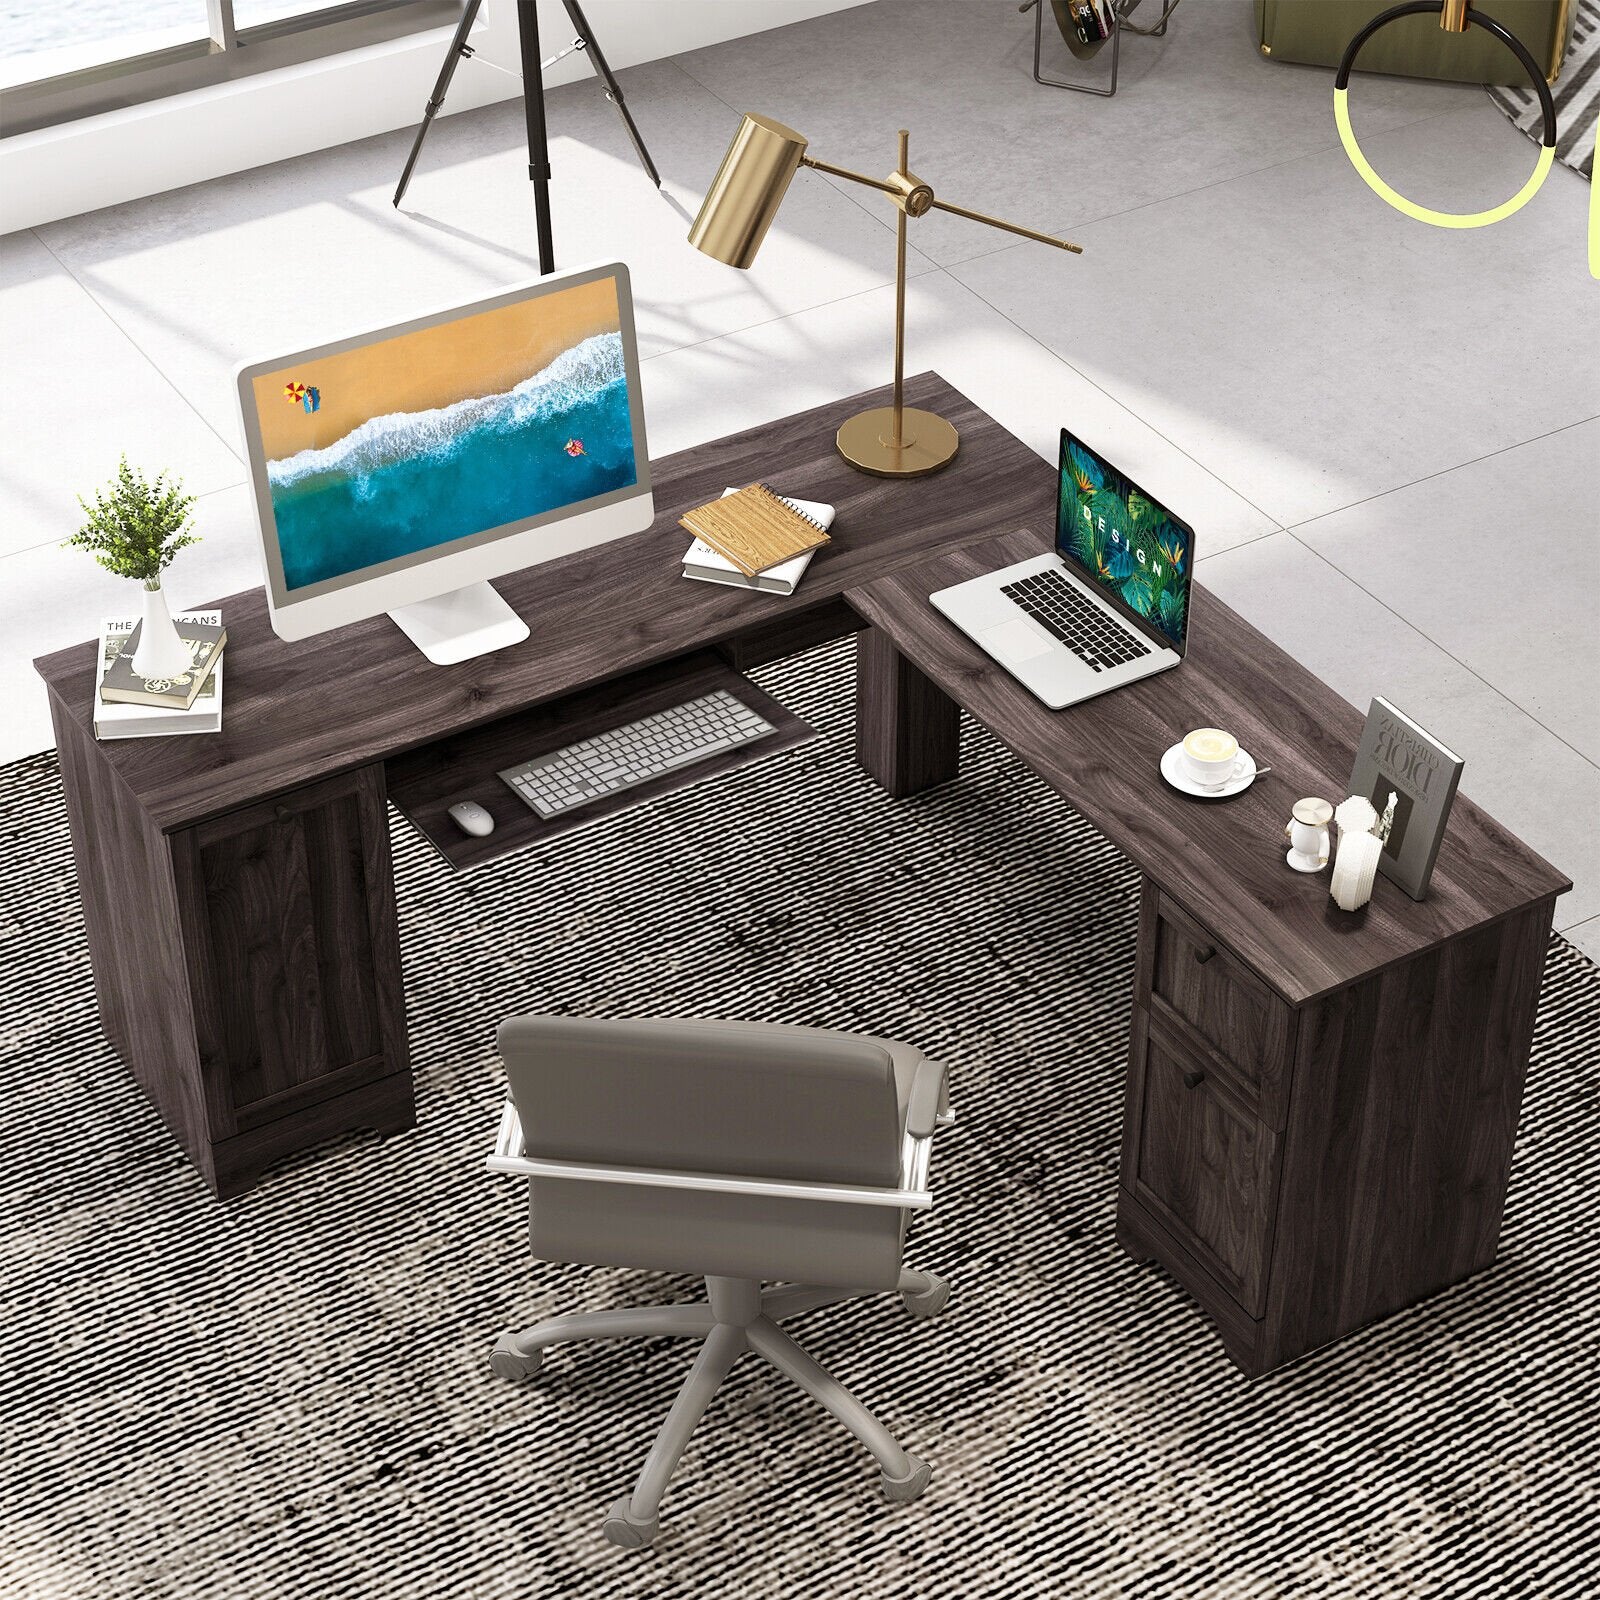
[392,0,660,275]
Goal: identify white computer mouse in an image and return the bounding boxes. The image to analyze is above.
[446,800,496,838]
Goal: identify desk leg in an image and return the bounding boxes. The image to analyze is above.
[855,628,961,798]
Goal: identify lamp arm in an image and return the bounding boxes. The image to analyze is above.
[800,154,900,197]
[928,196,1083,253]
[801,155,1082,253]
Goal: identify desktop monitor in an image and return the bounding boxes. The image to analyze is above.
[236,261,652,664]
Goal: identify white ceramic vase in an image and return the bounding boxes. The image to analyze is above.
[131,579,194,682]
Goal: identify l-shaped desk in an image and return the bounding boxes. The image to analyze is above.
[36,374,1570,1376]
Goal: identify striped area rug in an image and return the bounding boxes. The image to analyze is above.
[1489,0,1598,177]
[3,638,1597,1599]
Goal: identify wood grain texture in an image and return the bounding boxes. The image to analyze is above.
[163,764,409,1188]
[1122,1011,1281,1317]
[1115,1189,1262,1374]
[208,1071,416,1201]
[1140,889,1294,1130]
[854,628,962,799]
[1259,894,1558,1367]
[34,374,1011,834]
[174,767,403,1140]
[48,690,211,1177]
[844,527,1571,1006]
[714,596,861,672]
[385,652,816,870]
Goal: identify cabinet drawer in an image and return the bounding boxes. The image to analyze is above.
[1140,889,1294,1128]
[1121,1012,1280,1317]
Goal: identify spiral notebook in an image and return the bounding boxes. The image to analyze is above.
[678,482,832,577]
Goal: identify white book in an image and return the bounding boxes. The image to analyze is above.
[682,490,836,595]
[94,612,224,740]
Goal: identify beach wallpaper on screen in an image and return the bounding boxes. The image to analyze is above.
[252,278,636,592]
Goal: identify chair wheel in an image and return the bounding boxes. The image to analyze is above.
[489,1334,543,1383]
[900,1272,950,1320]
[602,1497,659,1548]
[880,1454,932,1503]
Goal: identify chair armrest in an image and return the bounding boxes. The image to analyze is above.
[493,1099,526,1161]
[487,1101,931,1210]
[905,1058,952,1138]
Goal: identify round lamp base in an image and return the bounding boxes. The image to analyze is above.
[836,406,959,478]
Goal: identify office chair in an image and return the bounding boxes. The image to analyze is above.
[487,1015,953,1547]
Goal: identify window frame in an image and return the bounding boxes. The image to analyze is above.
[0,0,461,138]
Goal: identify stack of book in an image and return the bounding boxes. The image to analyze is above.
[680,484,836,596]
[94,611,227,740]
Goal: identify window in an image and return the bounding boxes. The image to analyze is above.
[0,1,458,137]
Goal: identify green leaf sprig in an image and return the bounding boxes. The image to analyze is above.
[65,456,199,585]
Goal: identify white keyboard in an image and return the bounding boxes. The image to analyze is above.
[498,689,776,820]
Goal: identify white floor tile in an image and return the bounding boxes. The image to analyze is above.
[949,99,1599,530]
[33,61,936,450]
[1566,916,1600,967]
[1202,533,1596,928]
[642,269,1278,555]
[672,0,1484,266]
[0,231,244,561]
[1294,419,1600,767]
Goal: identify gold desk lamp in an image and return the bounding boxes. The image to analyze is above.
[688,115,1082,478]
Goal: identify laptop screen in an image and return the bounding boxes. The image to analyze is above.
[1056,429,1194,653]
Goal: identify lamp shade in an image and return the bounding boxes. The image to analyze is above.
[688,113,808,268]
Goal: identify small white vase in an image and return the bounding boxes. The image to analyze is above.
[132,580,194,682]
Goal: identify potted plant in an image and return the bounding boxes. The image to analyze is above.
[66,457,200,681]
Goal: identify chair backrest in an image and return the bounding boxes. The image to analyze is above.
[497,1015,902,1187]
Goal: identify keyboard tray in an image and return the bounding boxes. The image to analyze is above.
[385,651,815,870]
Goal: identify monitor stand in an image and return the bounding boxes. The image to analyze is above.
[389,580,531,666]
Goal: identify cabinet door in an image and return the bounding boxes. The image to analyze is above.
[175,766,407,1137]
[1121,1014,1280,1317]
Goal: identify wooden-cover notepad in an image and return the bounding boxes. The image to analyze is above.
[678,483,832,577]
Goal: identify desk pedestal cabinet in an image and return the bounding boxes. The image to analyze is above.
[53,708,413,1198]
[1117,881,1553,1376]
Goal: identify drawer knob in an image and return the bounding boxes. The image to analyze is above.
[1193,945,1216,965]
[1182,1070,1206,1090]
[274,805,292,824]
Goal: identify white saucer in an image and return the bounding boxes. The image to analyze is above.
[1160,743,1258,799]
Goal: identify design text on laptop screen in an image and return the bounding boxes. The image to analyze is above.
[1057,435,1192,649]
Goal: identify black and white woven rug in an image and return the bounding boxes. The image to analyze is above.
[3,639,1597,1600]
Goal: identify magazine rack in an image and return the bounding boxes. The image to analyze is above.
[1022,0,1184,98]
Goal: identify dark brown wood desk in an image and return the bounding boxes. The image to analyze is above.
[36,373,1568,1374]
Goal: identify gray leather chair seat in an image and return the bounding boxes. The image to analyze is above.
[486,1013,952,1548]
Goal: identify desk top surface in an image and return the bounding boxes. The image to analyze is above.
[38,373,1015,831]
[847,528,1569,1003]
[37,371,1567,1001]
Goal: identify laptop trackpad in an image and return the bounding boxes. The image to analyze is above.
[986,619,1055,663]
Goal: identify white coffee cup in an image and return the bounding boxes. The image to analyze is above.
[1181,727,1240,787]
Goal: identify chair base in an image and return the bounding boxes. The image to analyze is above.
[491,1268,948,1547]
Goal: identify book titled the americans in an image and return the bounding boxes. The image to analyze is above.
[101,615,227,709]
[95,613,224,740]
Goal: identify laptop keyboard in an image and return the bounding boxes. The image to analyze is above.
[1000,569,1153,673]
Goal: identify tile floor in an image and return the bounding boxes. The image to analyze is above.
[1,0,1596,952]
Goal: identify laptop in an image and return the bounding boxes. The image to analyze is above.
[930,428,1193,710]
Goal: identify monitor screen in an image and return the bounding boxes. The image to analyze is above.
[245,272,641,598]
[1056,430,1193,652]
